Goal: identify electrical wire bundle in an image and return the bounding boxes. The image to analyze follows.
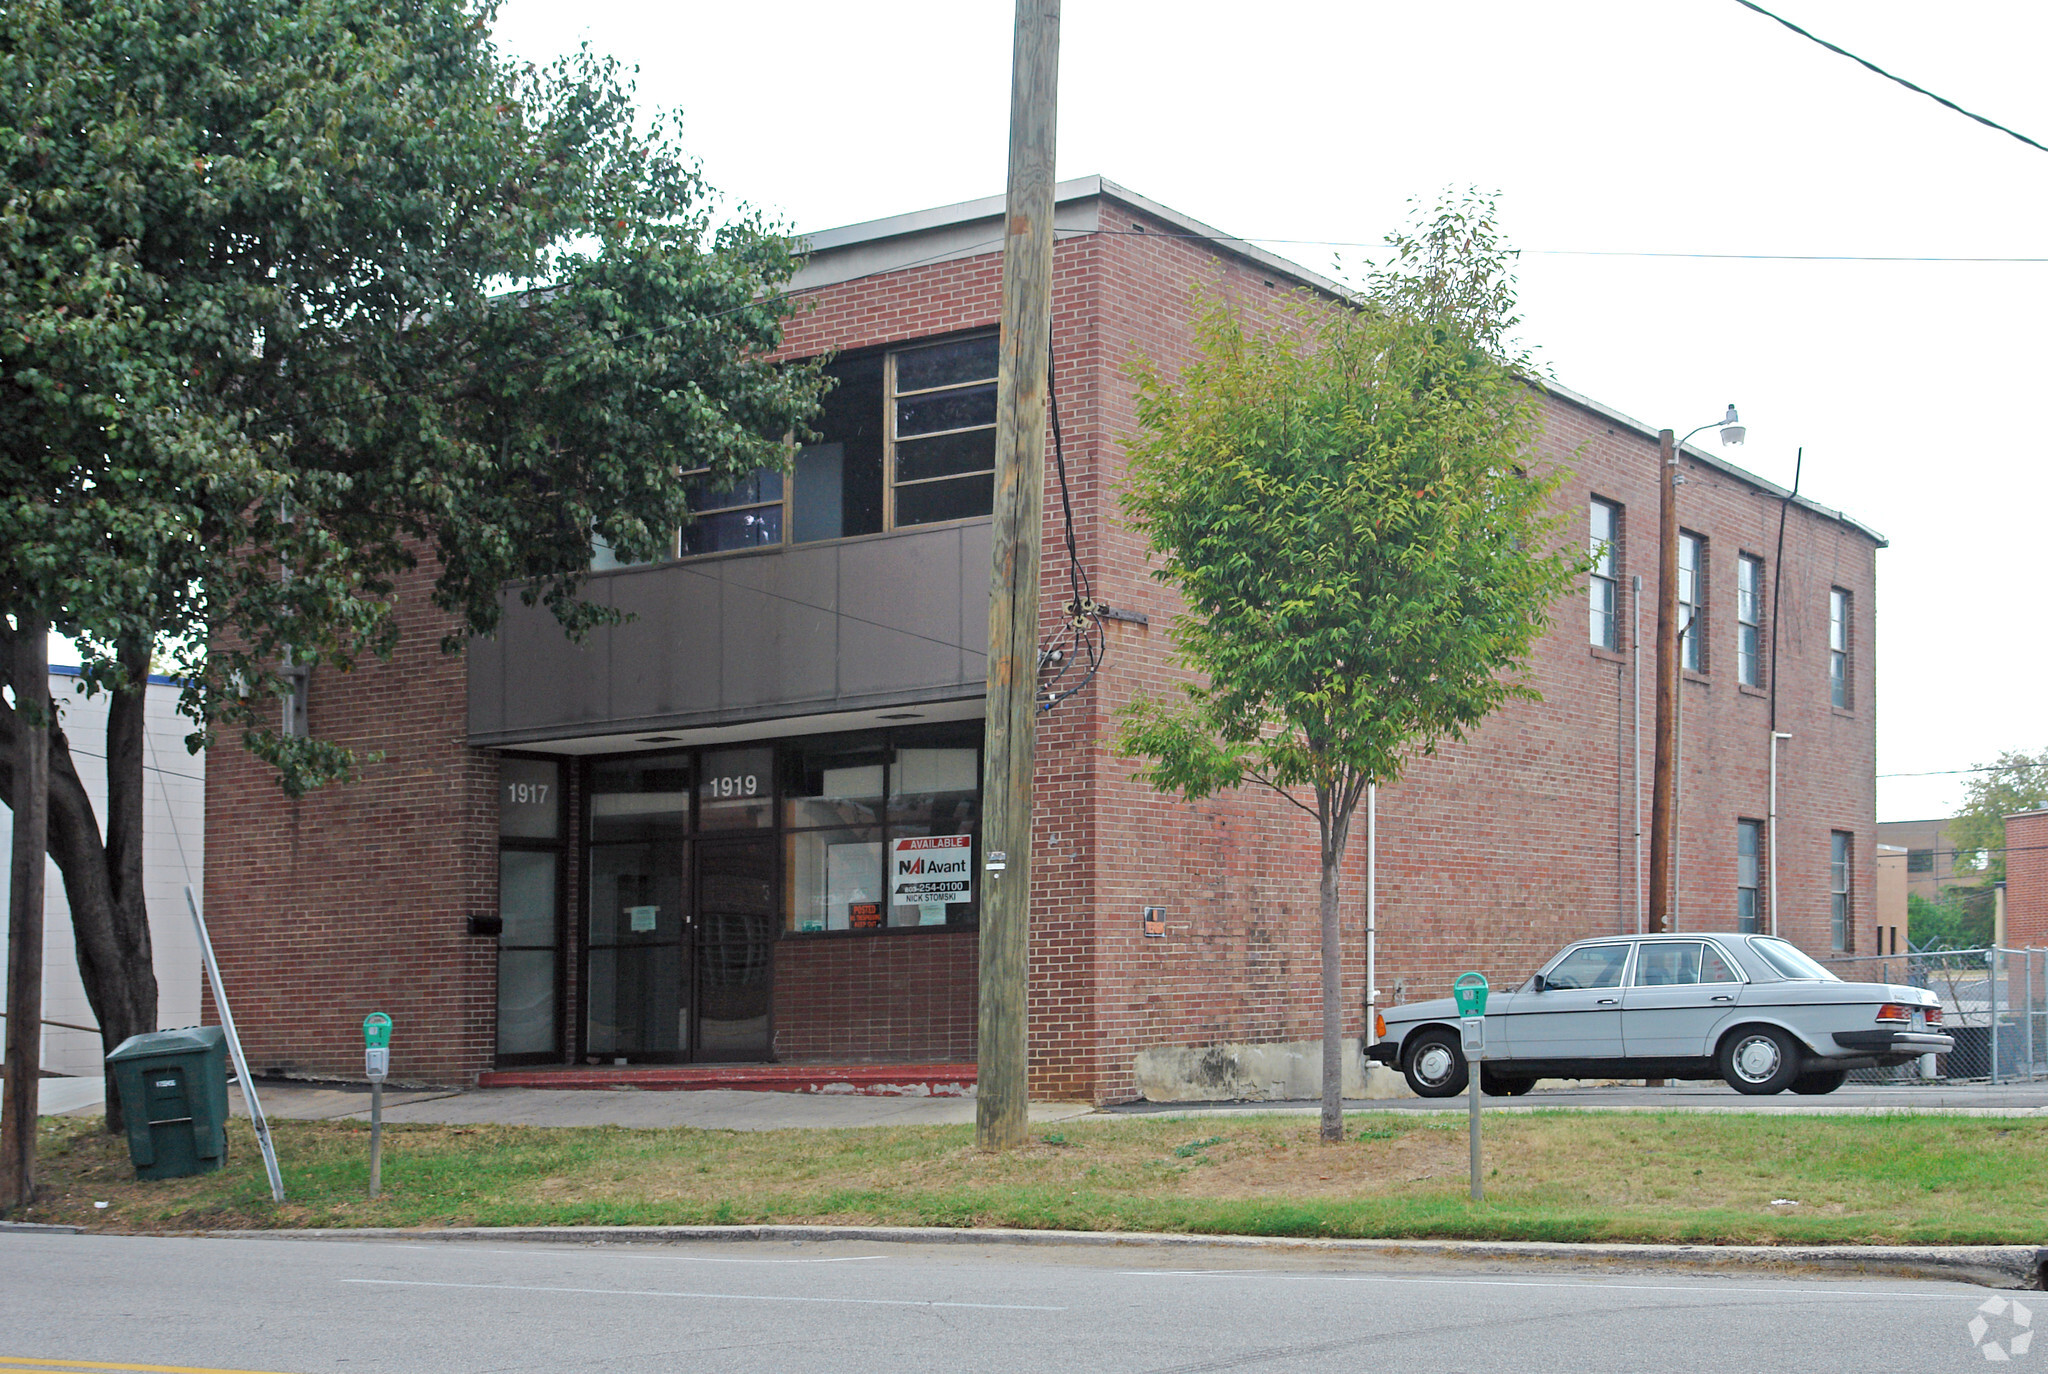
[1037,344,1106,713]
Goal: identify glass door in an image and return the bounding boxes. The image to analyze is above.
[586,752,692,1063]
[694,837,776,1061]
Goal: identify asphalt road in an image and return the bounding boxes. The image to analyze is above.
[0,1231,2027,1373]
[1111,1079,2048,1116]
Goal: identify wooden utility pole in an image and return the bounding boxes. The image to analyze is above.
[977,0,1060,1153]
[1647,430,1679,934]
[2,619,50,1214]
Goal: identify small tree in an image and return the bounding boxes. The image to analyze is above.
[1116,195,1583,1141]
[1948,749,2048,884]
[0,0,824,1148]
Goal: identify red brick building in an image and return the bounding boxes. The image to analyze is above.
[2005,810,2048,948]
[203,178,1886,1099]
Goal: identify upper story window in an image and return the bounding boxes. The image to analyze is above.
[612,334,1000,568]
[1829,588,1851,708]
[1678,532,1705,673]
[1588,498,1620,650]
[1737,554,1763,688]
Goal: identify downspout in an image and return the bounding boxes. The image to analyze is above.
[1365,782,1378,1048]
[1767,450,1803,938]
[1633,574,1644,934]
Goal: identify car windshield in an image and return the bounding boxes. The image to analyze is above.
[1750,938,1840,982]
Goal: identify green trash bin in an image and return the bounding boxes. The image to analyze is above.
[105,1026,231,1180]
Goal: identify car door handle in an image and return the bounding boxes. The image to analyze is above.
[1596,997,1619,1006]
[1711,995,1734,1003]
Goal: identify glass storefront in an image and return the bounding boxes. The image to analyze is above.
[565,719,981,1066]
[495,756,564,1064]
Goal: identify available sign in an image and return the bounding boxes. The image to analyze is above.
[890,835,973,918]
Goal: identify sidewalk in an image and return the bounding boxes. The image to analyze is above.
[221,1080,1097,1131]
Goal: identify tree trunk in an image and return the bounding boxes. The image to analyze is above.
[0,631,161,1136]
[1317,789,1356,1143]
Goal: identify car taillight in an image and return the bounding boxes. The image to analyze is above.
[1875,1004,1911,1023]
[1375,1011,1387,1039]
[1923,1004,1942,1024]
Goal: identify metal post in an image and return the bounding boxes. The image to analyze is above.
[1468,1062,1483,1202]
[1,618,49,1215]
[2025,949,2036,1082]
[1989,948,2002,1086]
[1648,431,1679,934]
[185,886,285,1201]
[1767,732,1789,938]
[368,1080,383,1199]
[975,0,1060,1153]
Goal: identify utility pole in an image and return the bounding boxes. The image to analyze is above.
[2,618,50,1214]
[977,0,1060,1153]
[1647,430,1679,935]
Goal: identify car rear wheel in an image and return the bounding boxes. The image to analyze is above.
[1790,1069,1849,1095]
[1480,1068,1536,1097]
[1403,1028,1468,1098]
[1719,1026,1802,1095]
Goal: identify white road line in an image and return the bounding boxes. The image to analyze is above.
[474,1249,888,1265]
[341,1278,1062,1311]
[1116,1270,1984,1299]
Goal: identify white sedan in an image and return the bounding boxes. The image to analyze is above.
[1366,933,1953,1098]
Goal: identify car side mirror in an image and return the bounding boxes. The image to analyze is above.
[1530,974,1547,993]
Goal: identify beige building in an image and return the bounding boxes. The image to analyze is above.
[1875,817,1985,903]
[1875,844,1907,956]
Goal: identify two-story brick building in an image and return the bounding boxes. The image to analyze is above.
[202,177,1885,1100]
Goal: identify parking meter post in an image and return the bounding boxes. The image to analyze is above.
[369,1081,382,1199]
[363,1013,391,1200]
[1468,1060,1481,1202]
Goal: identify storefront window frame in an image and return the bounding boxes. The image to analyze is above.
[579,722,982,948]
[495,751,568,1067]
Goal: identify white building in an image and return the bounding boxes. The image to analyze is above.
[0,667,203,1078]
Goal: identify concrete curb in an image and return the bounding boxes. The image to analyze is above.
[210,1223,2048,1291]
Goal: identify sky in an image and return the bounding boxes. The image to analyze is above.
[450,4,2048,819]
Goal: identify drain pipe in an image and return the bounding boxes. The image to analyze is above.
[1365,782,1379,1051]
[1768,730,1791,936]
[1633,574,1645,935]
[1766,450,1802,939]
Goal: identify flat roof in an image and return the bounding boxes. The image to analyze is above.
[795,176,1885,549]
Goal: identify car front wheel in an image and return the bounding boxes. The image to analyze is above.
[1719,1026,1802,1095]
[1403,1028,1469,1098]
[1790,1069,1849,1095]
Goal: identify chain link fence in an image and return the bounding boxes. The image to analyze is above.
[1820,947,2048,1083]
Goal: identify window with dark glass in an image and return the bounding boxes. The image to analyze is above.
[1737,554,1763,688]
[890,335,999,528]
[793,353,886,544]
[1830,830,1852,951]
[1829,588,1851,708]
[497,756,564,1062]
[1906,848,1934,874]
[679,467,784,557]
[1679,532,1705,672]
[1737,819,1762,934]
[1588,498,1620,650]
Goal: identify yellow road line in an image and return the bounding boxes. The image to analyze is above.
[0,1359,302,1374]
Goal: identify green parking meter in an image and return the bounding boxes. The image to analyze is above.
[362,1012,392,1198]
[1452,973,1489,1202]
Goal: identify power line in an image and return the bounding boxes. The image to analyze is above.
[1879,764,2048,780]
[1729,0,2048,156]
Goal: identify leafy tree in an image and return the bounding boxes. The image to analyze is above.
[1,0,823,1135]
[1115,196,1584,1141]
[1907,890,1993,952]
[1948,749,2048,883]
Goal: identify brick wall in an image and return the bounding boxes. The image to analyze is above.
[203,556,499,1086]
[771,930,978,1062]
[2007,811,2048,947]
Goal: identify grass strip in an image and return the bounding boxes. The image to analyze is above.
[19,1109,2047,1247]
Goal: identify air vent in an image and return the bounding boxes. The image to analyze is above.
[636,734,685,743]
[878,713,924,721]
